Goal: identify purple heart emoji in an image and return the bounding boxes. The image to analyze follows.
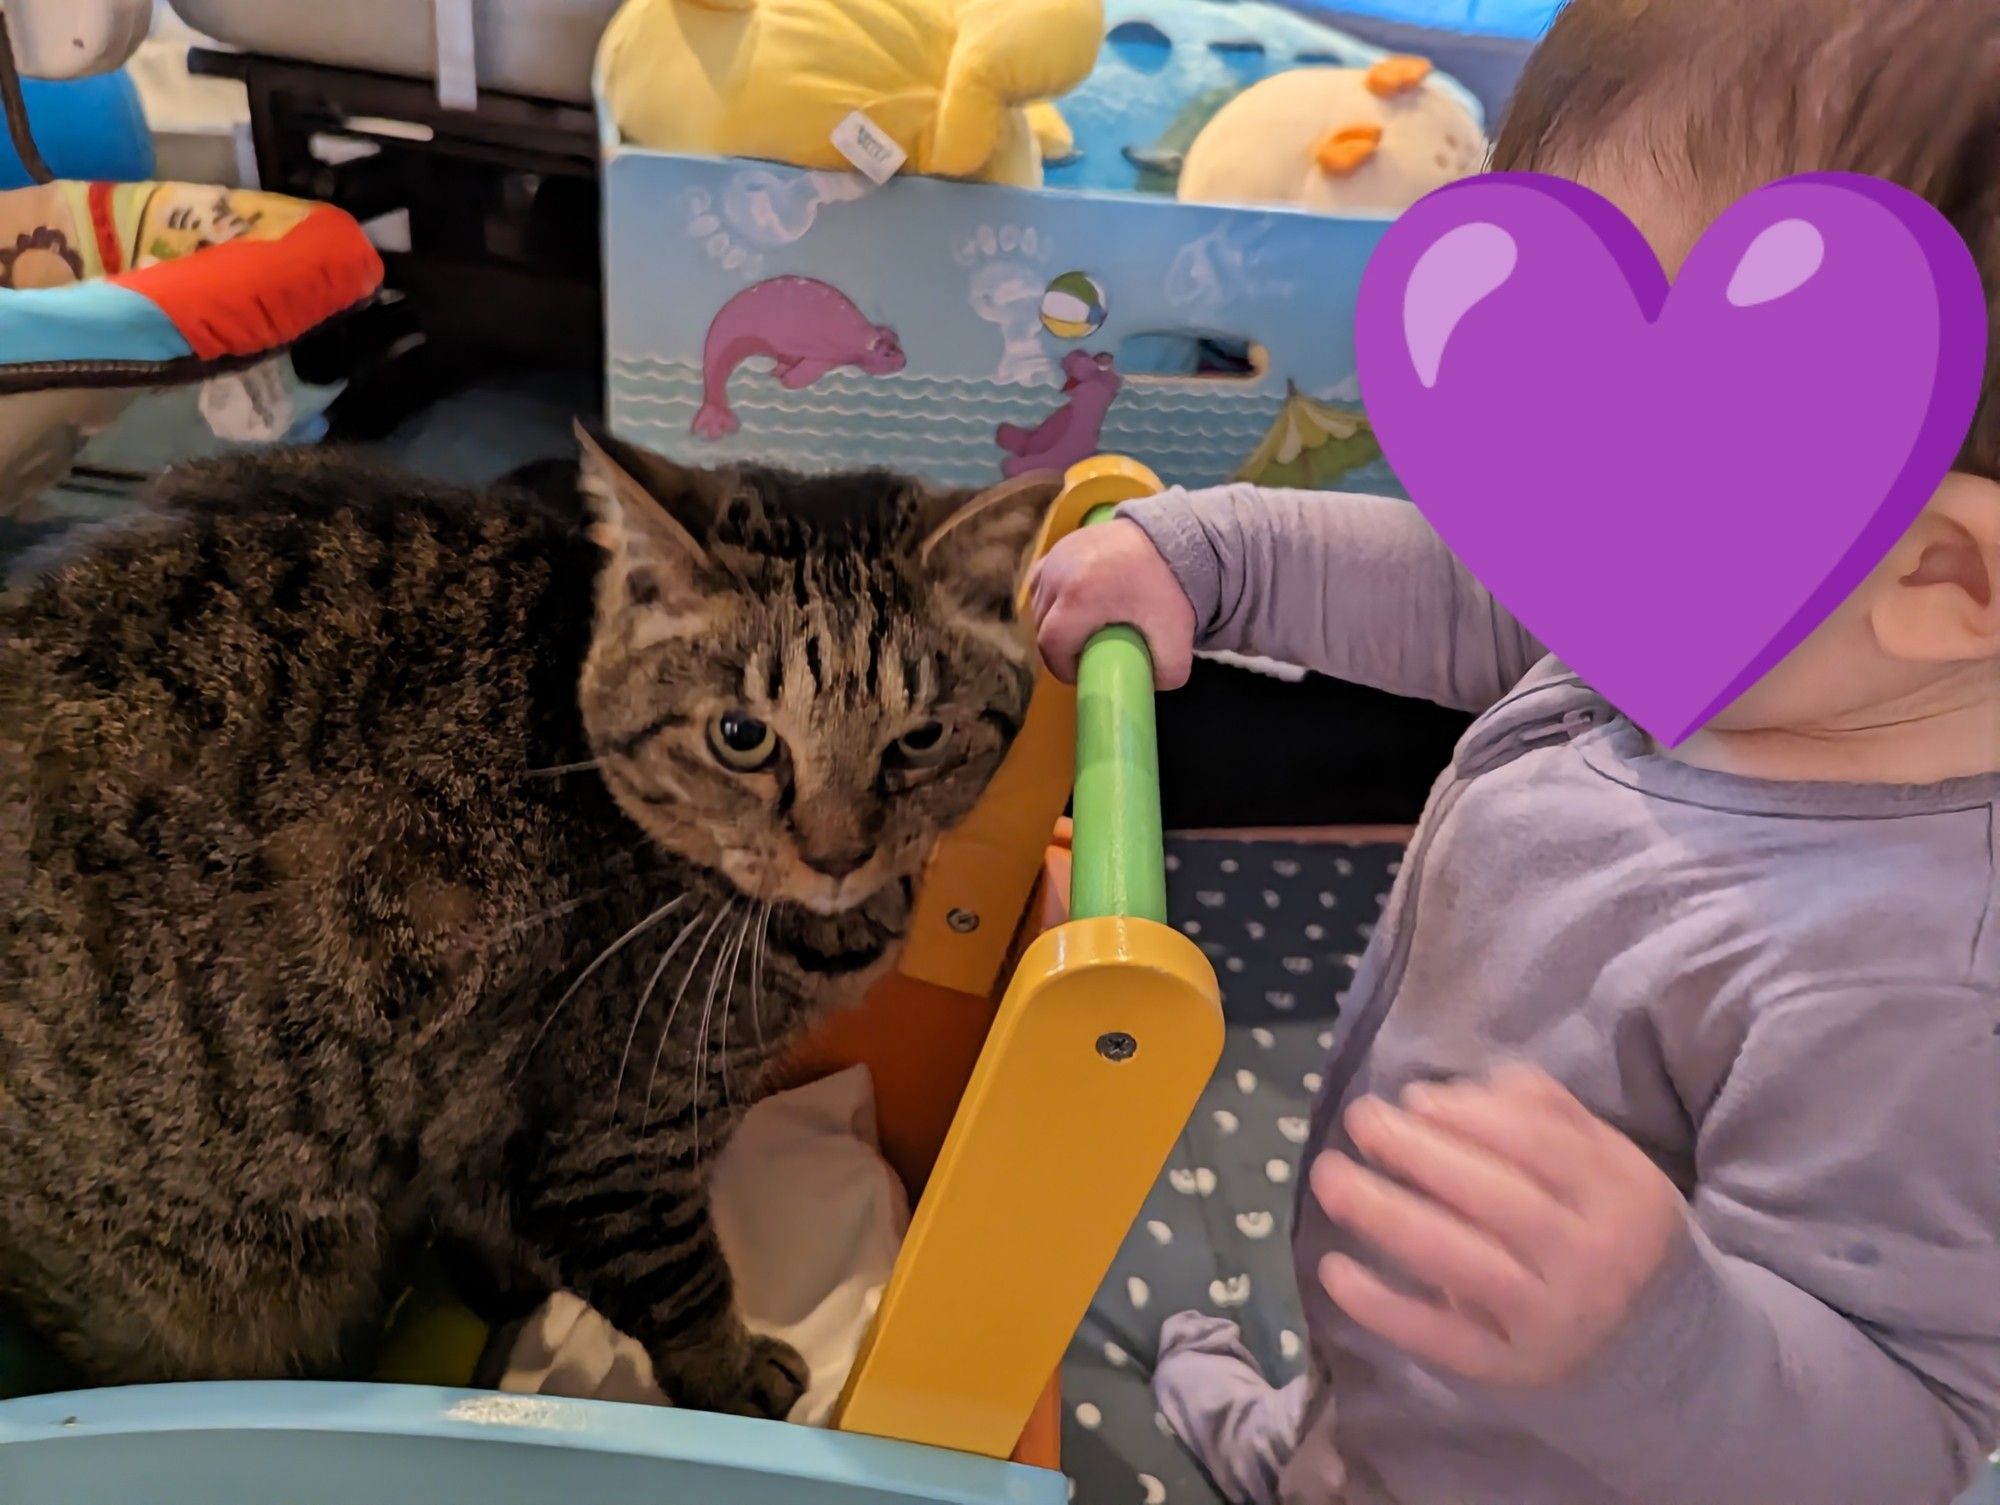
[1354,172,1988,744]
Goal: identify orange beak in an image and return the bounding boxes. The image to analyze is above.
[1314,123,1383,177]
[1366,54,1434,97]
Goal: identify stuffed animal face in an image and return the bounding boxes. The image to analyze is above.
[1177,56,1487,214]
[599,0,1103,188]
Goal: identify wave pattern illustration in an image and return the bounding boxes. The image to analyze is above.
[610,356,1404,495]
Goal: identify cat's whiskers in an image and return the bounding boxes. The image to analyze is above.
[644,903,736,1134]
[522,758,606,779]
[517,894,687,1080]
[417,887,628,1048]
[715,907,756,1114]
[749,900,773,1053]
[611,904,711,1125]
[479,888,615,945]
[476,839,657,958]
[691,907,747,1163]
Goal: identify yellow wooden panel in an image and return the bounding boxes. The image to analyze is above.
[835,913,1222,1456]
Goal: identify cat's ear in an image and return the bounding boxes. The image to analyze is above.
[575,420,721,608]
[920,470,1064,622]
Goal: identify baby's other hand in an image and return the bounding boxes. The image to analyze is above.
[1312,1065,1687,1387]
[1028,516,1196,688]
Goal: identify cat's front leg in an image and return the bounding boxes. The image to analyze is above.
[514,1122,807,1419]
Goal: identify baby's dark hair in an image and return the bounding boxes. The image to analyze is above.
[1491,0,2000,479]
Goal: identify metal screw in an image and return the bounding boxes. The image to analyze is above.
[1096,1031,1138,1063]
[947,908,981,934]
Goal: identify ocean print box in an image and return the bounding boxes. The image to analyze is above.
[600,144,1407,497]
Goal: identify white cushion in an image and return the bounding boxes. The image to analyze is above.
[6,0,154,79]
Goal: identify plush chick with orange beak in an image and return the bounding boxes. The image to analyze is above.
[1177,55,1486,213]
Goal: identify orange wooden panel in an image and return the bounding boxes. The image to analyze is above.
[1014,1378,1063,1470]
[789,849,1071,1199]
[788,967,1005,1199]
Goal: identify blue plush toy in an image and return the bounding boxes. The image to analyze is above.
[1300,0,1560,33]
[1289,0,1560,121]
[1044,0,1482,196]
[0,71,154,191]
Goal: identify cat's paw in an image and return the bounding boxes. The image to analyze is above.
[734,1333,810,1420]
[670,1330,809,1419]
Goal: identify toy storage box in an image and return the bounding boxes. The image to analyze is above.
[599,125,1417,498]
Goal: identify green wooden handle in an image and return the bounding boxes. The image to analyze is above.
[1069,508,1168,924]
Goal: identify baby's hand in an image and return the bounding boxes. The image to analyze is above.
[1028,517,1196,688]
[1311,1065,1687,1387]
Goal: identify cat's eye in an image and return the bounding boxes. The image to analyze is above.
[707,709,779,772]
[887,720,951,770]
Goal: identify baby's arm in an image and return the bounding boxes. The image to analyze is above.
[1493,978,2000,1504]
[1124,485,1545,711]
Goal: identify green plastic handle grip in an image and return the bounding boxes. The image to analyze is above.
[1069,506,1168,924]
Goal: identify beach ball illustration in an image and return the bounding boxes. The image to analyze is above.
[1040,271,1108,338]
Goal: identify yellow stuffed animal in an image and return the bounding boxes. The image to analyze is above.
[1177,56,1486,214]
[599,0,1102,188]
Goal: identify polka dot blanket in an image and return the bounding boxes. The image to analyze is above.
[1059,837,1398,1505]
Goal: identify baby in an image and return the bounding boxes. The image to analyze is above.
[1032,1,2000,1501]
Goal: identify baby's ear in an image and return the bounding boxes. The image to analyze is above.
[575,419,722,612]
[920,471,1064,623]
[1870,471,2000,664]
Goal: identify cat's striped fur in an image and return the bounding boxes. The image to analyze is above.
[0,428,1057,1415]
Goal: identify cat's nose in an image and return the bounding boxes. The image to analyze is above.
[801,846,871,880]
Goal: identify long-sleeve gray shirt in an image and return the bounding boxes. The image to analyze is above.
[1123,484,2000,1505]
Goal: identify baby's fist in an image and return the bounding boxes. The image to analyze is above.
[1028,517,1196,688]
[1316,1066,1689,1387]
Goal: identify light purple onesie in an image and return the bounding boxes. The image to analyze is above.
[1121,484,2000,1505]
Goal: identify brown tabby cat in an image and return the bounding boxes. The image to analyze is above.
[0,424,1059,1416]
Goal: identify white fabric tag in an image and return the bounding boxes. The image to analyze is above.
[199,360,295,443]
[434,0,479,111]
[830,111,908,185]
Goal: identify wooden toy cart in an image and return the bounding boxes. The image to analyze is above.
[0,458,1225,1503]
